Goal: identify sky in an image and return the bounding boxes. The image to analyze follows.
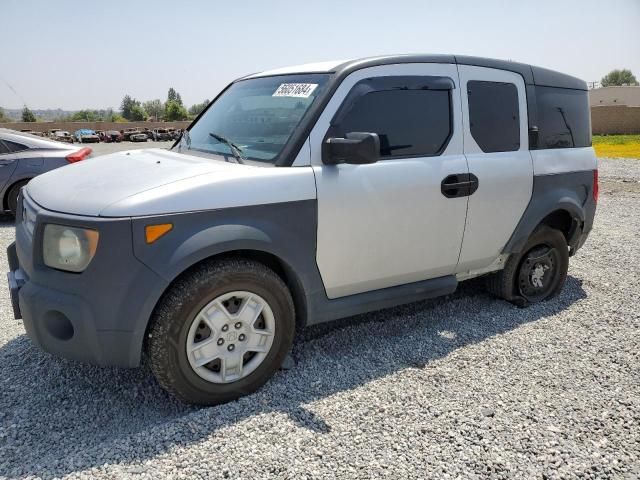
[1,0,639,111]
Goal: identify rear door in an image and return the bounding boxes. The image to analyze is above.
[310,63,470,299]
[456,65,533,272]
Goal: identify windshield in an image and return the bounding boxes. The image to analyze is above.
[176,73,330,164]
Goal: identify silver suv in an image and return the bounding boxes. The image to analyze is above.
[7,55,597,405]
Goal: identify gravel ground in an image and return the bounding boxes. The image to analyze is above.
[0,157,638,479]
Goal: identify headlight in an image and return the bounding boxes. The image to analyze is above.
[43,224,99,272]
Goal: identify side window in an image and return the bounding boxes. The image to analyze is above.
[535,86,591,149]
[329,77,453,158]
[2,140,28,153]
[0,141,10,155]
[467,81,520,152]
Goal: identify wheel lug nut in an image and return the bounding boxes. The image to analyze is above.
[234,322,242,329]
[239,334,246,341]
[221,324,229,332]
[228,344,235,351]
[217,338,224,346]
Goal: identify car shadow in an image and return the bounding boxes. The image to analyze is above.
[0,275,587,478]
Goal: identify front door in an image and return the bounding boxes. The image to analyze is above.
[310,63,470,299]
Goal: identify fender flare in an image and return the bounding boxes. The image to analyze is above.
[503,187,585,254]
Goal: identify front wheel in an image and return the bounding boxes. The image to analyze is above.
[486,226,569,305]
[146,258,295,405]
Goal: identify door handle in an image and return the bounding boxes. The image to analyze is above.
[441,173,479,198]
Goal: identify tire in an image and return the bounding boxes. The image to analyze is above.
[6,180,29,217]
[486,225,569,306]
[146,258,295,405]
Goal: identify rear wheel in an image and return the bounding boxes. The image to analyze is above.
[6,180,29,217]
[146,258,295,405]
[486,226,569,305]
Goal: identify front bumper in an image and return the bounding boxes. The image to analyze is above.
[7,193,169,367]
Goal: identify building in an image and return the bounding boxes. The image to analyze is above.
[589,86,640,107]
[589,86,640,134]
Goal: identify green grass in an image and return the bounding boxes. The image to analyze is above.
[593,134,640,145]
[592,135,640,158]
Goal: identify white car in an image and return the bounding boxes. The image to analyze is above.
[8,54,597,405]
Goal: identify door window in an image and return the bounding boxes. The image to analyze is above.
[0,141,10,155]
[467,81,520,152]
[328,77,453,158]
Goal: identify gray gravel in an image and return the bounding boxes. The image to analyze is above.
[0,157,638,479]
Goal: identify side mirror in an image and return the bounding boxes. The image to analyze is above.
[323,132,380,165]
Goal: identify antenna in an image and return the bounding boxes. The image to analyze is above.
[0,76,28,107]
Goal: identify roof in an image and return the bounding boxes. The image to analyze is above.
[249,54,587,90]
[589,86,640,107]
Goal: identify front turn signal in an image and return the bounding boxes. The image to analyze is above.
[145,223,173,244]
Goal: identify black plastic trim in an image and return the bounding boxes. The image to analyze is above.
[309,275,458,325]
[503,170,596,254]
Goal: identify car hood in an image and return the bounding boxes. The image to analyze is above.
[26,148,316,217]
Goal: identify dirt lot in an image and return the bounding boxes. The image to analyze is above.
[0,154,638,479]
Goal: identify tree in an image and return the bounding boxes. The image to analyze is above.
[167,87,183,106]
[129,103,147,121]
[189,99,210,117]
[70,110,101,122]
[120,95,147,121]
[165,100,188,121]
[143,99,164,121]
[601,69,638,87]
[0,107,9,123]
[120,95,136,120]
[110,112,127,122]
[21,106,36,122]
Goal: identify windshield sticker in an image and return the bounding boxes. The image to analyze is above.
[272,83,318,98]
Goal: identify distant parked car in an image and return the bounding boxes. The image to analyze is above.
[166,127,181,140]
[102,130,122,143]
[52,130,74,144]
[130,132,148,142]
[19,129,44,137]
[142,128,155,141]
[122,128,140,141]
[152,128,172,141]
[74,129,100,143]
[0,129,92,216]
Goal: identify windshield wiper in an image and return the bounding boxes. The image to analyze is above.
[209,132,245,164]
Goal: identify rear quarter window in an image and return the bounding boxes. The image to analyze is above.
[3,140,29,153]
[535,86,591,149]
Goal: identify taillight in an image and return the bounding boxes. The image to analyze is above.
[66,147,92,163]
[593,169,599,203]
